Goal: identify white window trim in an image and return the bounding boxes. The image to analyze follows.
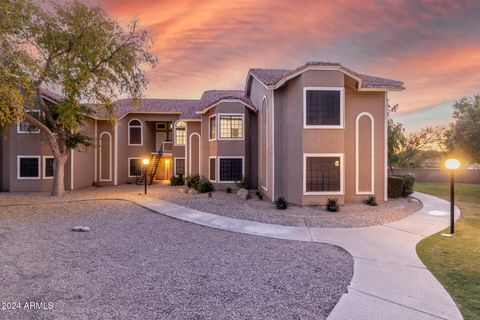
[99,131,112,182]
[173,157,186,176]
[128,157,142,178]
[355,112,375,195]
[217,156,245,183]
[303,153,344,195]
[217,113,245,140]
[208,115,217,141]
[173,120,186,146]
[127,119,143,146]
[42,156,54,179]
[17,109,40,134]
[260,95,268,191]
[303,87,345,129]
[17,155,41,180]
[208,156,216,182]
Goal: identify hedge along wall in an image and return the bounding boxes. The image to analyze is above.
[392,168,480,184]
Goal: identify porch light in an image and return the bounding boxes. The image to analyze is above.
[442,158,460,236]
[143,158,150,165]
[334,160,340,167]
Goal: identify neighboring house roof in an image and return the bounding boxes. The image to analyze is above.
[248,61,405,91]
[196,90,255,113]
[108,98,202,120]
[40,88,63,103]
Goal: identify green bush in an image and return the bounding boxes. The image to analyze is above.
[393,173,416,197]
[326,198,340,212]
[275,197,288,210]
[388,176,405,198]
[185,175,200,189]
[255,191,263,200]
[235,177,249,189]
[364,195,378,206]
[170,174,185,186]
[196,179,214,193]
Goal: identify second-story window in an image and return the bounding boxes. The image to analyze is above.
[219,114,243,139]
[128,119,143,145]
[304,88,344,128]
[209,116,216,140]
[18,110,40,133]
[174,120,186,145]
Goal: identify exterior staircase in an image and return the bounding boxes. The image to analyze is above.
[136,141,172,185]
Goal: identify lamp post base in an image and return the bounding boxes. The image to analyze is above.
[440,233,453,238]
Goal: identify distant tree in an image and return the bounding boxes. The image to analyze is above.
[445,95,480,163]
[0,0,157,195]
[387,103,445,171]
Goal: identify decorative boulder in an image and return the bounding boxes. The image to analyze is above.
[71,226,90,232]
[177,187,189,194]
[188,189,199,195]
[237,188,249,200]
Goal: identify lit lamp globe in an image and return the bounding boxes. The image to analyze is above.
[445,159,460,170]
[142,158,150,165]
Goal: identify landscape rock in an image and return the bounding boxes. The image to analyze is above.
[71,226,90,232]
[188,189,199,195]
[237,188,249,201]
[177,187,189,194]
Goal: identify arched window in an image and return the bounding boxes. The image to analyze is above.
[128,119,143,146]
[174,120,186,145]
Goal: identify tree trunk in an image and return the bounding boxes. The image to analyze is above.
[51,153,69,196]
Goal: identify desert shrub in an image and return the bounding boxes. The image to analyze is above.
[393,173,416,197]
[196,179,214,193]
[185,175,200,189]
[225,187,232,193]
[326,198,340,212]
[170,174,185,186]
[235,177,249,189]
[255,191,263,200]
[364,195,378,206]
[388,176,405,198]
[275,197,288,210]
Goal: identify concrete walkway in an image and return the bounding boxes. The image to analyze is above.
[126,192,463,320]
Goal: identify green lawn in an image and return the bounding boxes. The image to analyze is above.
[415,182,480,320]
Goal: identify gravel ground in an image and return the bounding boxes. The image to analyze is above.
[0,183,422,228]
[0,200,353,320]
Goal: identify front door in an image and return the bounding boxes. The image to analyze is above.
[156,131,167,151]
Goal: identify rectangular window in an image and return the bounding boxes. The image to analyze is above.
[304,155,342,194]
[18,110,40,133]
[175,158,185,176]
[128,158,142,177]
[304,88,343,127]
[219,158,243,182]
[43,156,54,179]
[219,115,243,139]
[209,116,216,140]
[209,157,216,181]
[175,128,185,145]
[17,156,41,179]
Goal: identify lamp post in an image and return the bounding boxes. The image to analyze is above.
[444,158,460,235]
[143,158,150,195]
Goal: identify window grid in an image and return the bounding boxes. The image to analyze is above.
[219,158,243,181]
[19,111,40,133]
[306,90,340,126]
[175,159,185,176]
[19,157,40,178]
[129,158,142,177]
[209,116,216,140]
[209,158,216,181]
[306,157,341,192]
[175,121,186,145]
[219,115,243,139]
[44,158,54,178]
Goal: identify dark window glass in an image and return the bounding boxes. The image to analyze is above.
[45,158,54,177]
[129,127,142,145]
[176,159,185,176]
[209,158,216,180]
[19,111,40,133]
[19,157,39,178]
[209,116,216,140]
[305,157,341,192]
[129,158,142,176]
[219,158,243,181]
[306,90,341,126]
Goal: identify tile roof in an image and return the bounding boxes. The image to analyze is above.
[197,90,254,110]
[249,62,405,90]
[109,98,202,120]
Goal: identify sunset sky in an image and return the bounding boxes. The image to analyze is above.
[92,0,480,131]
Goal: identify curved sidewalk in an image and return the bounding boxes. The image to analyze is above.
[127,192,463,320]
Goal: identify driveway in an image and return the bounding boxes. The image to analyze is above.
[0,200,352,320]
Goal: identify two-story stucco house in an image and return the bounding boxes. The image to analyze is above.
[0,62,404,205]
